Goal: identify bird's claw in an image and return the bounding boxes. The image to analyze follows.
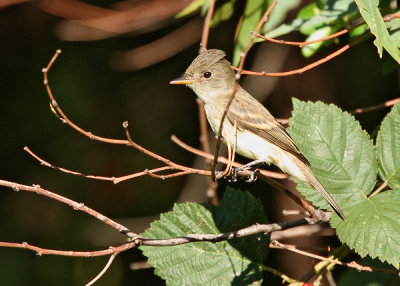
[225,168,258,182]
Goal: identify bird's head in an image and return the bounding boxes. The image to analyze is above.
[170,49,235,103]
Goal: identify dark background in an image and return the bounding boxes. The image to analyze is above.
[0,0,398,285]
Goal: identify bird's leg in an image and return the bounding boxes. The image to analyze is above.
[231,159,264,182]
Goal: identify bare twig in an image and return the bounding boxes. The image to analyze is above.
[139,217,324,246]
[351,97,399,115]
[210,83,239,180]
[0,241,135,257]
[272,241,399,281]
[234,32,367,77]
[256,28,350,47]
[85,254,117,286]
[196,98,212,158]
[235,43,351,77]
[200,0,216,50]
[0,179,137,239]
[236,0,278,74]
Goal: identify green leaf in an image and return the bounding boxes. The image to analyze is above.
[301,25,335,57]
[288,99,400,267]
[262,0,301,34]
[233,0,269,66]
[376,101,400,189]
[176,0,205,18]
[140,188,269,285]
[299,0,358,35]
[263,0,357,41]
[354,0,400,63]
[263,18,304,39]
[335,190,400,268]
[298,2,320,20]
[201,0,211,16]
[288,99,377,214]
[210,0,235,28]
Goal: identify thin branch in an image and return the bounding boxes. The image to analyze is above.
[0,241,135,257]
[235,42,351,77]
[139,217,324,246]
[351,97,399,115]
[196,98,212,158]
[0,180,137,239]
[200,0,216,50]
[272,241,400,279]
[234,32,366,77]
[85,254,117,286]
[383,13,400,21]
[256,28,350,47]
[196,99,219,203]
[210,83,239,181]
[24,146,198,184]
[42,51,189,172]
[198,0,218,203]
[236,0,278,74]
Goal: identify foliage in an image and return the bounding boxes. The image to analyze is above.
[141,99,400,283]
[140,188,269,285]
[179,0,400,62]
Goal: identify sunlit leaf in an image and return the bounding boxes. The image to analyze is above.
[354,0,400,63]
[233,0,269,66]
[140,188,269,285]
[288,99,377,214]
[176,0,205,18]
[335,190,400,268]
[376,101,400,189]
[210,0,235,27]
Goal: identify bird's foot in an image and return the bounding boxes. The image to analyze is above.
[226,168,259,183]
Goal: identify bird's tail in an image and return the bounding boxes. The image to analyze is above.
[302,165,346,220]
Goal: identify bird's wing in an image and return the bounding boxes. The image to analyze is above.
[226,93,309,165]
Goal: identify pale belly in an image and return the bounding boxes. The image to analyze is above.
[204,106,307,182]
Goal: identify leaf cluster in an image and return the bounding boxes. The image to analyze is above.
[178,0,400,64]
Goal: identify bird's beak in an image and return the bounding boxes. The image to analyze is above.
[170,76,197,85]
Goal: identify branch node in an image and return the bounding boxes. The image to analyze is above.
[73,202,85,210]
[111,177,116,184]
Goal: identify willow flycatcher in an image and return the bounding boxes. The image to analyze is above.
[170,49,345,220]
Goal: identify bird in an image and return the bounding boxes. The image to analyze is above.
[170,49,345,220]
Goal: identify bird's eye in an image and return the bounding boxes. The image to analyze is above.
[203,72,212,78]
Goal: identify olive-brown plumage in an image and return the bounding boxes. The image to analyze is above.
[171,49,345,220]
